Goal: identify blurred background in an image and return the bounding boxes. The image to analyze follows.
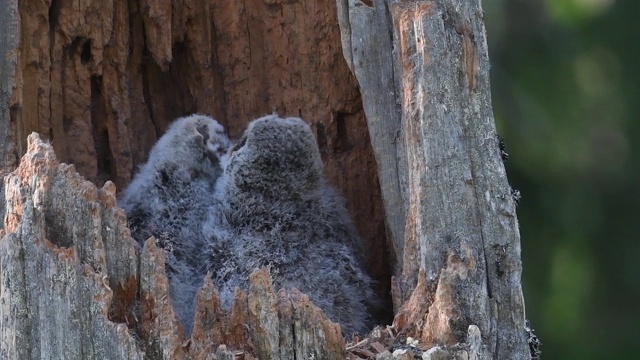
[484,0,638,358]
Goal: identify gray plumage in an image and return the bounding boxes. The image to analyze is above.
[203,114,378,336]
[118,114,231,335]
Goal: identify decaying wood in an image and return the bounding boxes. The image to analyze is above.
[338,0,531,359]
[0,134,143,360]
[1,134,348,359]
[0,0,534,358]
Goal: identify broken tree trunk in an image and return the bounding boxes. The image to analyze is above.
[0,0,533,359]
[338,0,532,359]
[1,133,347,359]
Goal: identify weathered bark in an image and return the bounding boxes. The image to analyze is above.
[1,134,347,359]
[338,0,531,359]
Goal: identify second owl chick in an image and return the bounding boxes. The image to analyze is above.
[204,114,378,336]
[119,114,231,223]
[119,114,231,335]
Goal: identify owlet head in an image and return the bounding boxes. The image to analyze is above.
[182,114,232,165]
[167,114,231,163]
[222,114,324,199]
[148,114,232,181]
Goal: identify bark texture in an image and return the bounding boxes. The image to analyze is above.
[0,134,144,360]
[338,0,531,359]
[1,134,347,359]
[0,0,391,308]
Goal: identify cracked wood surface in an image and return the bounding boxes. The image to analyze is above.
[338,0,531,359]
[1,133,347,359]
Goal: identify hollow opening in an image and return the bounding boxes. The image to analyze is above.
[121,38,396,340]
[121,109,395,336]
[30,0,397,343]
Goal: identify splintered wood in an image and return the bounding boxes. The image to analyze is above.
[1,133,346,359]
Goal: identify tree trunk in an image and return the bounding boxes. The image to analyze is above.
[0,0,533,359]
[338,0,532,359]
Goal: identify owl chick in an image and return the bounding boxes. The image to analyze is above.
[204,114,378,336]
[119,114,231,223]
[119,114,231,335]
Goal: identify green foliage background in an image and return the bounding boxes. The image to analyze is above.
[484,0,638,358]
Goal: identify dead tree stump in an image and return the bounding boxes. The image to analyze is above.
[1,0,534,359]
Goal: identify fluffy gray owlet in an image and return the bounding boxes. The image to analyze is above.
[204,114,378,336]
[119,114,231,335]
